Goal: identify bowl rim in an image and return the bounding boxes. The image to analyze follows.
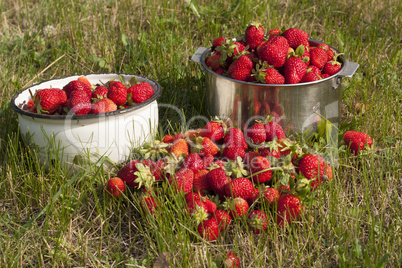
[10,73,162,120]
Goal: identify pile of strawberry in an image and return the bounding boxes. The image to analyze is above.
[105,116,373,242]
[205,23,343,84]
[23,75,154,115]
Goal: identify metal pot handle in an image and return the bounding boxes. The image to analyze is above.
[191,47,208,64]
[338,61,359,78]
[191,47,210,73]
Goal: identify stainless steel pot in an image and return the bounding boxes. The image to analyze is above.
[191,40,359,135]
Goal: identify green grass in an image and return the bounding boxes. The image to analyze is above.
[1,0,402,267]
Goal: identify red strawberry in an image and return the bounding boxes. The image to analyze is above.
[162,134,174,143]
[224,197,249,218]
[282,28,309,49]
[246,187,260,205]
[249,156,272,183]
[117,160,155,189]
[212,37,227,50]
[183,153,204,173]
[204,198,218,214]
[276,194,302,226]
[107,80,127,106]
[170,138,189,158]
[214,68,225,75]
[264,121,286,142]
[213,209,232,232]
[258,146,281,159]
[300,45,311,66]
[92,86,108,99]
[228,54,254,81]
[163,133,183,144]
[206,53,224,71]
[140,191,159,216]
[202,154,215,169]
[67,89,91,115]
[186,197,208,215]
[117,160,141,188]
[343,131,373,155]
[245,123,266,145]
[247,210,269,234]
[216,40,246,65]
[34,88,67,114]
[206,168,231,198]
[318,43,334,61]
[243,151,260,168]
[261,186,280,205]
[142,159,164,182]
[63,80,92,99]
[91,98,117,114]
[223,252,240,268]
[283,56,307,84]
[223,127,248,151]
[297,154,326,189]
[323,55,343,76]
[252,64,285,84]
[106,177,126,197]
[221,143,246,161]
[193,169,211,194]
[127,81,154,104]
[307,65,322,76]
[168,167,194,193]
[309,162,333,189]
[258,35,289,68]
[199,119,226,141]
[197,217,219,241]
[185,192,202,203]
[224,177,255,200]
[268,28,281,36]
[192,136,220,156]
[245,22,265,50]
[310,46,328,69]
[300,71,321,83]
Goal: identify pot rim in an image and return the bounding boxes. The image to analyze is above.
[10,73,162,120]
[200,39,346,87]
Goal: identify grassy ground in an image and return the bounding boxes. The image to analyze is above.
[0,0,402,267]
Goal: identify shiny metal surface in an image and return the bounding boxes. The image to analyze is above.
[191,41,359,135]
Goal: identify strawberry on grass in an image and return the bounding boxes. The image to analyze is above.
[276,193,302,227]
[224,177,255,200]
[197,216,220,241]
[223,197,249,218]
[223,252,240,268]
[168,167,194,193]
[247,210,269,234]
[199,117,228,142]
[343,131,373,155]
[106,177,126,197]
[213,209,232,232]
[248,155,273,184]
